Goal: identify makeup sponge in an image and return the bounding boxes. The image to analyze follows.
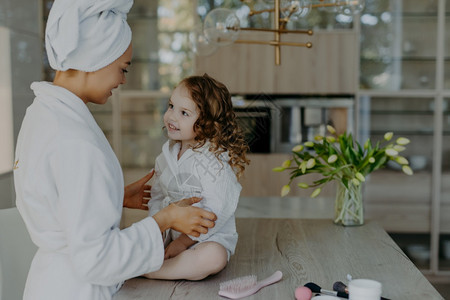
[295,286,313,300]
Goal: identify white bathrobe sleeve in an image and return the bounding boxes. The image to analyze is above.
[51,138,164,286]
[189,157,240,245]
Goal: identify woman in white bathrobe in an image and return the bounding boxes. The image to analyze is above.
[13,1,216,299]
[144,74,250,281]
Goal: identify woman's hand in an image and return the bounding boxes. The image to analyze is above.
[123,170,154,210]
[153,197,216,236]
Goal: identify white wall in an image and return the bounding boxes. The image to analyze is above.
[0,0,42,208]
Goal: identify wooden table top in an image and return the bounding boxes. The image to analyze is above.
[113,218,443,300]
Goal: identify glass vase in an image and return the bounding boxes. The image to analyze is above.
[334,181,364,226]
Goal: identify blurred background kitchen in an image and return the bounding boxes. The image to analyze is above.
[1,0,450,295]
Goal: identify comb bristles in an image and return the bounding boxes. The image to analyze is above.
[219,275,257,293]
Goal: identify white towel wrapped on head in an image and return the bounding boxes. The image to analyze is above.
[46,0,133,72]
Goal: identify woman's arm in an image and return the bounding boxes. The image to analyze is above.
[54,140,165,285]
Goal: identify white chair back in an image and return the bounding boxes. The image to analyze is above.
[0,207,37,300]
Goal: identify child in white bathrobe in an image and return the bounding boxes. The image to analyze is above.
[144,74,250,280]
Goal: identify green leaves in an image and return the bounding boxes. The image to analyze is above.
[274,130,414,198]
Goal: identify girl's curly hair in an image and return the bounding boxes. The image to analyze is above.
[179,73,249,178]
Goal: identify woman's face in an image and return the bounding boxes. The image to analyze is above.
[83,44,133,105]
[163,84,199,148]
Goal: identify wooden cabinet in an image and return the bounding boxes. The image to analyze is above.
[195,31,358,94]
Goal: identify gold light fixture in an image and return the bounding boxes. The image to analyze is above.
[193,0,365,65]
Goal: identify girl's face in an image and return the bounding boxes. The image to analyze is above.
[82,44,133,105]
[164,84,199,148]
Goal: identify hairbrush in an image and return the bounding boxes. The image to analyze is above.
[218,270,283,299]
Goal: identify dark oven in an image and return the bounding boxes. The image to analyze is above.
[232,96,275,153]
[232,95,354,154]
